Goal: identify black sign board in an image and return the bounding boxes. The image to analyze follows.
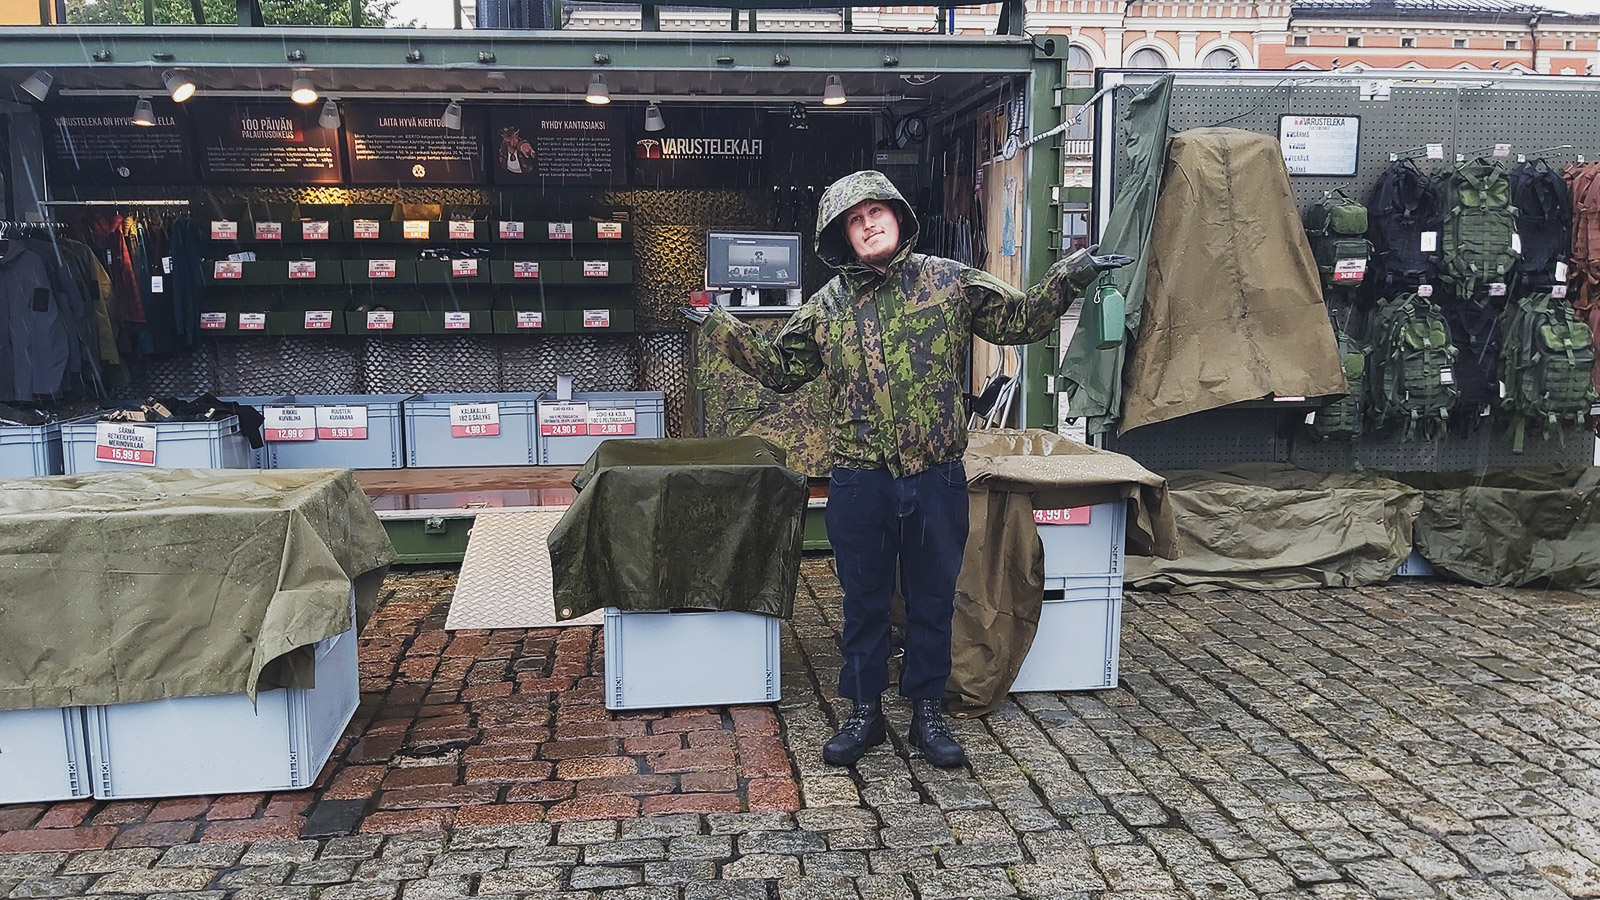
[631,107,767,189]
[343,102,488,185]
[194,102,344,185]
[488,105,627,186]
[42,101,198,186]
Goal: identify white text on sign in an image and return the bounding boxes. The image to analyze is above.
[444,311,472,329]
[1033,507,1093,525]
[368,259,397,279]
[366,310,395,330]
[597,222,623,239]
[516,311,543,329]
[239,313,267,330]
[211,220,238,240]
[288,260,318,279]
[539,401,588,436]
[353,220,381,239]
[449,403,501,437]
[316,405,369,440]
[583,261,610,278]
[214,260,243,279]
[449,220,476,239]
[200,312,227,330]
[255,221,282,240]
[94,422,157,466]
[304,310,333,329]
[583,309,611,328]
[302,221,331,240]
[588,407,636,436]
[264,406,317,442]
[452,259,479,277]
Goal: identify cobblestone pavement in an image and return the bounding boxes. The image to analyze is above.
[2,559,1599,900]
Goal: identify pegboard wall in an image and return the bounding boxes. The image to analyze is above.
[1099,73,1599,473]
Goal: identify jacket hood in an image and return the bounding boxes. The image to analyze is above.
[814,170,920,274]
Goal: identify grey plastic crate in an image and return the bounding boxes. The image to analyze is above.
[1037,500,1126,579]
[0,422,64,478]
[61,416,254,473]
[0,707,92,803]
[604,609,780,710]
[403,393,542,467]
[84,597,359,799]
[219,395,282,469]
[538,391,666,465]
[265,394,412,470]
[1010,585,1122,693]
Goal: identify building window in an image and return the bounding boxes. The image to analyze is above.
[1454,37,1468,48]
[1067,43,1095,88]
[1401,37,1415,48]
[1347,36,1361,47]
[1063,205,1092,253]
[1292,35,1308,46]
[1203,48,1241,68]
[1128,47,1170,68]
[1506,39,1519,50]
[1566,39,1576,50]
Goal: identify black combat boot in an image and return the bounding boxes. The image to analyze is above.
[822,697,886,766]
[909,699,967,768]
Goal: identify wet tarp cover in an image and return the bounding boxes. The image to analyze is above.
[1389,466,1600,589]
[948,430,1176,716]
[0,468,395,712]
[1125,465,1421,593]
[1119,127,1346,435]
[550,437,808,621]
[1061,75,1174,439]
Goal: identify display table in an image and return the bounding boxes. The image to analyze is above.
[0,468,394,801]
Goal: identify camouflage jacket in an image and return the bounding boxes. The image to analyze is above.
[703,170,1100,478]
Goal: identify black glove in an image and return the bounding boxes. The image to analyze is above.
[1086,244,1135,270]
[680,305,710,325]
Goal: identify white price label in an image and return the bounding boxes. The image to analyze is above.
[1511,233,1522,254]
[1493,143,1512,158]
[213,260,243,279]
[304,310,333,329]
[200,312,227,330]
[353,219,382,240]
[1489,282,1508,297]
[316,405,369,440]
[1304,412,1317,426]
[516,311,544,329]
[1500,381,1509,399]
[368,259,397,279]
[513,261,540,279]
[583,309,611,328]
[444,311,472,329]
[1033,507,1092,525]
[1440,369,1455,385]
[255,221,282,240]
[1421,231,1438,253]
[588,407,636,436]
[583,260,610,278]
[239,313,267,330]
[449,220,477,239]
[549,222,574,240]
[302,220,331,240]
[1553,285,1569,299]
[264,406,317,442]
[162,256,172,274]
[598,222,624,239]
[539,401,588,436]
[366,310,395,330]
[1418,284,1434,297]
[94,422,156,466]
[1274,395,1307,402]
[1333,258,1367,282]
[450,403,500,437]
[211,220,238,240]
[288,260,318,279]
[498,221,525,240]
[1426,143,1444,160]
[452,259,479,277]
[403,220,431,240]
[150,276,164,294]
[1556,261,1569,282]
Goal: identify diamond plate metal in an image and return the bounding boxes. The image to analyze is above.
[445,508,602,630]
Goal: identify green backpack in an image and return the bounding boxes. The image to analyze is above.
[1498,292,1598,452]
[1436,159,1522,302]
[1365,292,1459,440]
[1304,190,1373,293]
[1305,328,1366,441]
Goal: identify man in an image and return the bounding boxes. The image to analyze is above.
[686,171,1130,768]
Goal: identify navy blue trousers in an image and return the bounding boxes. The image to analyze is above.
[825,460,969,701]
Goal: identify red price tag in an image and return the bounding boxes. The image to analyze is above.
[200,312,227,330]
[255,221,282,240]
[366,310,395,330]
[450,403,499,437]
[589,407,636,435]
[539,401,588,436]
[94,422,156,466]
[499,221,526,240]
[213,260,243,279]
[597,222,624,239]
[353,220,382,239]
[211,220,238,240]
[304,310,333,329]
[302,221,331,240]
[449,220,476,239]
[288,260,317,280]
[239,313,266,330]
[1033,507,1093,525]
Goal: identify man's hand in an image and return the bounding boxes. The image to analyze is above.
[1086,245,1136,270]
[680,306,710,325]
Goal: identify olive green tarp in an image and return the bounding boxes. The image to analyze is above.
[0,468,394,712]
[1390,466,1600,589]
[1118,128,1347,435]
[1124,465,1422,593]
[947,430,1176,717]
[549,437,808,621]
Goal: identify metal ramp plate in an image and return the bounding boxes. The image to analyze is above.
[445,508,603,630]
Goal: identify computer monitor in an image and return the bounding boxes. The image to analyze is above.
[705,231,803,290]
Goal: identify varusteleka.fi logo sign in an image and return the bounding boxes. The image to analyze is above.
[634,136,763,160]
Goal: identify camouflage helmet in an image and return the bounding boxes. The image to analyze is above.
[815,170,920,274]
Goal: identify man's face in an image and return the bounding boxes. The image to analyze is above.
[843,199,900,268]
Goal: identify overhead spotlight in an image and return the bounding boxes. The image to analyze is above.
[19,69,53,102]
[821,74,847,106]
[131,96,156,126]
[644,101,665,132]
[442,99,463,131]
[318,98,341,129]
[586,73,610,105]
[290,73,318,105]
[162,68,196,102]
[789,102,809,130]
